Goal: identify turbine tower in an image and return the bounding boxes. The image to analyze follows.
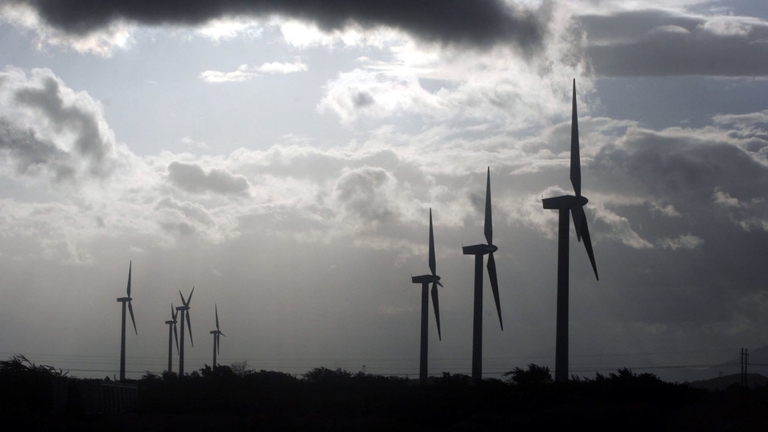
[462,168,503,383]
[542,79,599,382]
[165,304,179,374]
[210,304,226,368]
[411,208,442,385]
[176,288,194,376]
[116,261,137,382]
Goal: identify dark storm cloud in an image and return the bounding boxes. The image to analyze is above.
[17,0,549,51]
[167,161,250,196]
[581,10,768,76]
[576,120,768,344]
[0,119,75,181]
[593,127,768,198]
[14,76,114,176]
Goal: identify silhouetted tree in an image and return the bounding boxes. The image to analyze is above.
[503,364,553,387]
[230,360,252,377]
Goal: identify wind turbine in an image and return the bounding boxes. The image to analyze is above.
[462,168,503,383]
[116,261,137,382]
[542,79,599,382]
[176,287,194,376]
[165,304,179,374]
[411,208,442,385]
[210,304,226,368]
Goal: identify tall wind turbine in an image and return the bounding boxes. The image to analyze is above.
[116,261,137,382]
[210,304,226,368]
[165,304,179,374]
[176,288,194,376]
[542,79,599,382]
[462,168,503,383]
[411,208,442,385]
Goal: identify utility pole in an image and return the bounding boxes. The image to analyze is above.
[740,348,749,387]
[745,348,749,387]
[740,348,744,387]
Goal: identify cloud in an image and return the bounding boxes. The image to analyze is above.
[712,189,768,233]
[0,119,75,181]
[0,67,119,181]
[167,161,250,196]
[200,61,308,83]
[581,9,768,76]
[12,0,550,52]
[0,1,132,56]
[196,16,263,41]
[658,234,704,250]
[334,166,396,225]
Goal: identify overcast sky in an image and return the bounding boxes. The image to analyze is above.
[0,0,767,381]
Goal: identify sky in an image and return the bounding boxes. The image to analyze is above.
[0,0,767,382]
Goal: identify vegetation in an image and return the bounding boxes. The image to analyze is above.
[3,355,768,430]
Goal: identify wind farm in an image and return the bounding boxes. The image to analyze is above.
[7,74,759,386]
[1,0,767,427]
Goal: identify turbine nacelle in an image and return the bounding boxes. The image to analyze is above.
[116,297,131,302]
[411,274,442,286]
[461,243,498,255]
[542,194,588,210]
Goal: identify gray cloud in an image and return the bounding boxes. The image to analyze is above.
[335,166,395,224]
[18,0,549,51]
[581,10,768,76]
[593,127,768,198]
[155,197,215,236]
[0,119,75,181]
[167,161,250,196]
[13,75,115,177]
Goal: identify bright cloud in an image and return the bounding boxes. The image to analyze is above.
[200,61,308,83]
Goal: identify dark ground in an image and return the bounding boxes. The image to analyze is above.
[3,357,768,431]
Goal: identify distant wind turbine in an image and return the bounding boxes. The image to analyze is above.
[210,304,226,368]
[411,208,443,385]
[165,304,179,374]
[542,79,599,382]
[176,287,194,376]
[462,168,503,383]
[116,261,137,382]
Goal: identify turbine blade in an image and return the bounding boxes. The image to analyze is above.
[431,282,442,341]
[571,206,583,242]
[436,280,443,288]
[215,304,220,330]
[487,253,503,331]
[171,304,177,320]
[580,211,599,280]
[484,167,493,245]
[570,79,581,197]
[174,324,179,355]
[187,312,194,347]
[428,208,436,276]
[128,301,137,335]
[126,261,132,297]
[179,290,186,307]
[187,287,195,305]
